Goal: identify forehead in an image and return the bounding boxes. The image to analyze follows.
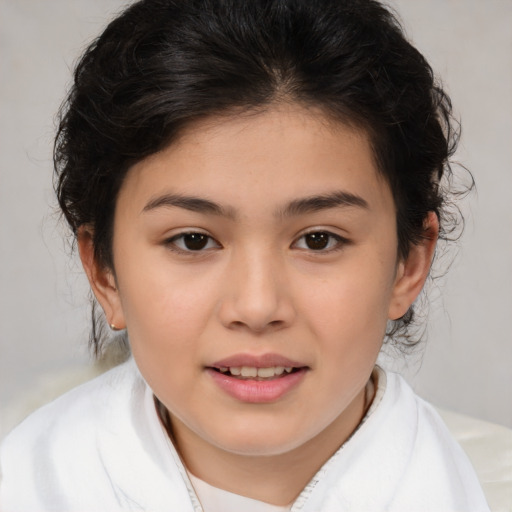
[117,104,393,217]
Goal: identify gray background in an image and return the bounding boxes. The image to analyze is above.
[1,0,511,437]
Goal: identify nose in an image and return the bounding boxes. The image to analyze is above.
[218,248,296,334]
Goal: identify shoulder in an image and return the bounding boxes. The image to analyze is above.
[0,360,145,510]
[437,408,512,512]
[381,370,480,475]
[380,370,490,510]
[1,359,141,451]
[0,359,198,511]
[309,368,489,511]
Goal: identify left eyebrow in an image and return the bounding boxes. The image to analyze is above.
[278,191,369,217]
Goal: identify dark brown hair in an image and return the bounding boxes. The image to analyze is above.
[54,0,464,354]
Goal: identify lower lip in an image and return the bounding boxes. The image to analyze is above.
[207,368,307,403]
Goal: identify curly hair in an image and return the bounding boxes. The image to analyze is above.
[54,0,463,355]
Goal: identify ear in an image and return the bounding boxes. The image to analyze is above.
[77,226,126,330]
[388,211,439,320]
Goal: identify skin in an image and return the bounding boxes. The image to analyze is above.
[79,104,438,505]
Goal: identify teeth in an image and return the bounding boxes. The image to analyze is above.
[241,366,258,377]
[218,366,296,378]
[256,367,275,378]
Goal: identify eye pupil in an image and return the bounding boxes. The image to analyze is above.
[305,232,329,250]
[183,233,208,250]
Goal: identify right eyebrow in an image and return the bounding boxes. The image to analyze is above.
[141,193,236,218]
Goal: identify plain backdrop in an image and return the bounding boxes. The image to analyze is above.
[1,0,511,438]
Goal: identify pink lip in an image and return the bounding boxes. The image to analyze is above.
[210,353,305,369]
[206,353,309,403]
[207,368,307,403]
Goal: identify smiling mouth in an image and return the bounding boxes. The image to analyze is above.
[207,361,308,402]
[210,366,303,380]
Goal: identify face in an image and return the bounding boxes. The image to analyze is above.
[84,105,433,468]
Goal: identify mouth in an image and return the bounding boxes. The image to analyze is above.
[210,365,302,380]
[206,354,308,402]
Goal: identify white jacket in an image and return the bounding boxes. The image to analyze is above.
[0,359,489,511]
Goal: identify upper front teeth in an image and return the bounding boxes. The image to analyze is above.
[219,366,293,377]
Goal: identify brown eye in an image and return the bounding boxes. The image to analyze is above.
[168,232,220,252]
[305,232,330,250]
[294,231,346,252]
[183,233,208,250]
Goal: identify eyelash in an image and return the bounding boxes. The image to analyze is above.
[165,232,220,253]
[164,230,349,254]
[293,231,348,252]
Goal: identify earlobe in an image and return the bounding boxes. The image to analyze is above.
[388,212,439,320]
[77,226,126,330]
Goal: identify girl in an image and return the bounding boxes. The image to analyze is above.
[0,0,490,510]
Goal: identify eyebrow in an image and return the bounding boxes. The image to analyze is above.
[142,190,368,218]
[142,193,236,218]
[278,191,368,217]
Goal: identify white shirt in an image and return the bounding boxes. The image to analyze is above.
[0,359,490,511]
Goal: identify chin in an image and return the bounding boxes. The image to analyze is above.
[204,422,313,457]
[219,438,302,457]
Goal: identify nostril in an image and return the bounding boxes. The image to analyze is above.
[230,320,246,330]
[227,318,285,333]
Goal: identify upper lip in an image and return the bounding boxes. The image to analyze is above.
[209,353,307,369]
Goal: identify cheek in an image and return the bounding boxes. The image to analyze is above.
[121,280,212,349]
[115,260,230,397]
[298,260,395,336]
[121,275,211,405]
[115,244,217,328]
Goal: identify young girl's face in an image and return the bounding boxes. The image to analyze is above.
[87,104,431,465]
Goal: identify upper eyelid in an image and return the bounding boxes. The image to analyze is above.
[292,230,349,250]
[167,229,210,238]
[163,228,214,240]
[300,228,342,236]
[293,228,348,241]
